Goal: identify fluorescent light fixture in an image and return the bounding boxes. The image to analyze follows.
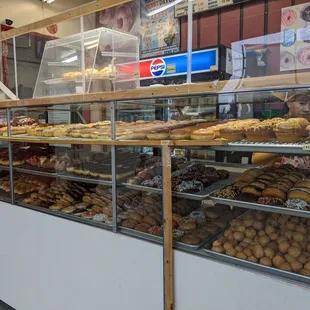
[86,44,98,50]
[43,0,55,3]
[146,0,184,17]
[62,55,78,63]
[84,39,99,46]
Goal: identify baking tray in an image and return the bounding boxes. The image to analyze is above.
[14,166,58,178]
[17,201,113,230]
[58,172,112,186]
[203,225,310,286]
[209,195,310,219]
[122,172,238,201]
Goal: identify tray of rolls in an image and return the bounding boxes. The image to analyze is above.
[203,210,310,284]
[209,164,310,218]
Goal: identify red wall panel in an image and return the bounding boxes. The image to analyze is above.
[268,0,291,34]
[295,0,310,4]
[199,10,218,48]
[243,0,265,40]
[220,6,241,48]
[180,16,198,51]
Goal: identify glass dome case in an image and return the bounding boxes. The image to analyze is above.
[33,27,139,98]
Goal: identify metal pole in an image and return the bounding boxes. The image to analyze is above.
[186,0,193,84]
[80,16,86,93]
[13,37,19,98]
[111,102,117,233]
[6,108,14,204]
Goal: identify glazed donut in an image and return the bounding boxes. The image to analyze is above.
[170,128,191,140]
[113,4,133,32]
[280,51,294,70]
[178,217,196,231]
[192,228,211,240]
[190,128,215,141]
[121,219,138,229]
[180,234,201,245]
[281,9,297,26]
[135,223,151,233]
[146,131,170,140]
[148,226,162,236]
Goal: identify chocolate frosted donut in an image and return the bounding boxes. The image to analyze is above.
[301,5,310,22]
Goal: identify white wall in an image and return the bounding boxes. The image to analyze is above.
[0,201,309,310]
[0,0,93,37]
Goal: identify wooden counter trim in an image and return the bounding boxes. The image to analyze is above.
[0,0,130,41]
[1,72,310,109]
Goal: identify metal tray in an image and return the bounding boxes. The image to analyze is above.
[17,202,113,230]
[14,166,58,178]
[203,247,310,286]
[209,195,310,219]
[58,172,112,186]
[122,172,238,201]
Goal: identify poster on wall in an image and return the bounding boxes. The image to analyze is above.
[280,2,310,71]
[97,1,140,36]
[140,0,180,59]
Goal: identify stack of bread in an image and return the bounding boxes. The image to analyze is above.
[210,211,310,277]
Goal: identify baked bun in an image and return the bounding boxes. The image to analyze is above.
[275,121,302,143]
[190,128,215,141]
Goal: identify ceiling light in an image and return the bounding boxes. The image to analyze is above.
[146,0,184,17]
[43,0,55,4]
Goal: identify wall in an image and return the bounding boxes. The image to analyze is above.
[0,202,309,310]
[0,0,93,37]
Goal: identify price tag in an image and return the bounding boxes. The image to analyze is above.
[134,71,140,78]
[241,157,249,164]
[302,144,310,151]
[109,73,116,80]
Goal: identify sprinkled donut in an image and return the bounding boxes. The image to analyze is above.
[281,9,297,26]
[297,47,310,66]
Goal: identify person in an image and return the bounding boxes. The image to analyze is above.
[252,89,310,166]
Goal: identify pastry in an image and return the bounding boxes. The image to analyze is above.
[205,211,220,219]
[246,125,273,142]
[61,206,76,214]
[93,213,108,222]
[180,234,201,245]
[191,228,211,240]
[275,121,302,143]
[219,126,243,142]
[284,199,308,210]
[178,217,196,231]
[241,186,262,197]
[262,187,287,201]
[146,131,169,140]
[190,128,215,141]
[288,188,310,204]
[148,226,162,236]
[127,212,144,223]
[257,197,284,206]
[173,229,185,241]
[122,219,138,229]
[135,223,151,233]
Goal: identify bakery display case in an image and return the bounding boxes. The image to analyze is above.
[2,86,310,287]
[33,27,139,98]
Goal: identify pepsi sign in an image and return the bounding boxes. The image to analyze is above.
[150,59,166,77]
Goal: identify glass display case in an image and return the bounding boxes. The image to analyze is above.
[1,86,310,286]
[33,27,140,98]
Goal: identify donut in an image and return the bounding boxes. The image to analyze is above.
[143,215,160,226]
[122,219,138,229]
[297,47,310,67]
[173,229,185,241]
[281,9,297,26]
[148,226,162,236]
[178,217,196,231]
[262,187,287,201]
[170,128,191,140]
[180,234,201,245]
[146,131,169,140]
[113,4,133,32]
[135,223,151,233]
[301,5,310,22]
[190,128,215,141]
[280,51,294,70]
[192,228,211,240]
[127,212,144,223]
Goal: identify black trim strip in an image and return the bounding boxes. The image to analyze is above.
[240,2,244,40]
[0,300,15,310]
[264,0,268,35]
[218,9,221,45]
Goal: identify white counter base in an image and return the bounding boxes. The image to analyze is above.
[0,202,309,310]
